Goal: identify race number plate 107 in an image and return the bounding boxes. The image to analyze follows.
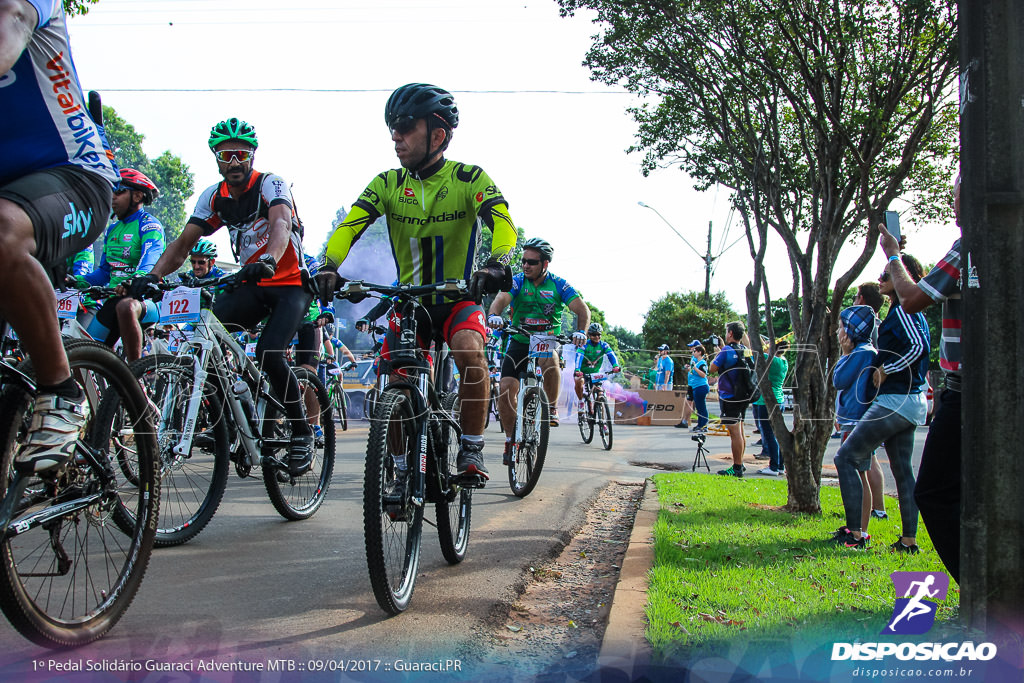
[159,287,201,324]
[528,334,556,359]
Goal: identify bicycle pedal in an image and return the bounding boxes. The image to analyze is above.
[456,473,487,489]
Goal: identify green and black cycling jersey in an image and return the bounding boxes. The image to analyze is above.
[325,158,517,304]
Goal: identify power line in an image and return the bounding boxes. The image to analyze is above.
[93,87,631,94]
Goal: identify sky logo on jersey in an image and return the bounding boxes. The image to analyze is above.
[62,202,92,240]
[885,571,948,635]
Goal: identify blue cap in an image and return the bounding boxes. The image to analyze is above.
[840,305,876,344]
[687,339,701,347]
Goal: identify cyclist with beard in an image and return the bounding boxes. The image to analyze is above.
[318,83,517,483]
[133,118,316,477]
[75,168,165,362]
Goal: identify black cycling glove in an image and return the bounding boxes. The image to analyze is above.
[127,273,164,301]
[469,258,513,303]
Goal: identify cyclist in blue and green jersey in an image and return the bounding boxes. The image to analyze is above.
[574,322,620,400]
[67,247,94,277]
[76,168,165,362]
[488,238,591,462]
[318,83,517,482]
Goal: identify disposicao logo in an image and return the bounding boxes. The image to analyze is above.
[886,571,948,635]
[831,571,998,662]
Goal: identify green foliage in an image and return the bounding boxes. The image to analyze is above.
[102,106,194,241]
[557,0,958,511]
[642,290,737,352]
[63,0,99,16]
[647,473,957,658]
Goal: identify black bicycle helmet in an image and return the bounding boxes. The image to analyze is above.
[522,237,554,262]
[385,83,459,131]
[587,322,603,335]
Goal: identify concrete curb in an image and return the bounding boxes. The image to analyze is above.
[597,477,659,676]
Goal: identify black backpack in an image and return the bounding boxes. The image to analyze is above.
[726,343,761,403]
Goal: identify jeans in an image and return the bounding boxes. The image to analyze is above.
[752,403,782,471]
[914,389,960,582]
[834,402,919,537]
[692,384,710,430]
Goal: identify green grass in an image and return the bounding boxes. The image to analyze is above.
[647,473,959,663]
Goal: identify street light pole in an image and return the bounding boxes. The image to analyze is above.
[638,201,715,306]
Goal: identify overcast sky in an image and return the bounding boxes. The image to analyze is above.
[64,0,960,336]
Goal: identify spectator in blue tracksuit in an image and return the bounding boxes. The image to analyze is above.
[832,254,930,552]
[833,305,883,529]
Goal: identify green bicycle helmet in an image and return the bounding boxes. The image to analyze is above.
[208,117,258,150]
[522,237,554,262]
[190,239,218,259]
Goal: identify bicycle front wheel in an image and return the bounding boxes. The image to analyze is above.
[106,354,229,547]
[0,341,158,648]
[509,385,549,498]
[364,389,423,614]
[578,394,594,444]
[597,396,614,450]
[434,393,470,564]
[262,367,335,520]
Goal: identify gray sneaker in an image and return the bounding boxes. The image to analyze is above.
[15,391,89,474]
[456,441,489,480]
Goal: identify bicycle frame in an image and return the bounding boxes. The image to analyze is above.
[164,308,283,471]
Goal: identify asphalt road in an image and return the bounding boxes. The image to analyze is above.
[0,413,928,679]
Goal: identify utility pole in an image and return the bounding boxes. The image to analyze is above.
[959,0,1024,633]
[704,220,713,308]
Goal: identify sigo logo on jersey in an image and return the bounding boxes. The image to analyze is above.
[404,188,415,197]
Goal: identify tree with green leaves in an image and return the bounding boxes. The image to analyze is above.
[642,290,736,353]
[64,0,99,16]
[558,0,957,512]
[102,106,194,241]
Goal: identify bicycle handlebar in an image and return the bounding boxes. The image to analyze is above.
[336,279,470,303]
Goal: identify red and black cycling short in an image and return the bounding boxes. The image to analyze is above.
[379,300,486,370]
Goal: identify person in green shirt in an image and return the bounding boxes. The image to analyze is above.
[753,339,790,475]
[488,238,590,463]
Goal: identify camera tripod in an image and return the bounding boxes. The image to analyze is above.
[691,433,711,472]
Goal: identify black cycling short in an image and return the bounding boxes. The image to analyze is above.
[719,397,750,425]
[0,165,111,284]
[500,339,530,380]
[295,321,321,367]
[214,282,313,434]
[686,385,694,401]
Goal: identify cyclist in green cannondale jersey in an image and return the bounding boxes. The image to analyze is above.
[318,83,516,482]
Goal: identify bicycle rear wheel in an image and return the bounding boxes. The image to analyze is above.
[578,394,594,443]
[364,388,423,614]
[597,396,614,450]
[104,354,229,547]
[262,367,335,520]
[434,393,470,564]
[0,341,158,648]
[509,385,549,498]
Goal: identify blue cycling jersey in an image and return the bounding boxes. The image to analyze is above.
[0,1,118,187]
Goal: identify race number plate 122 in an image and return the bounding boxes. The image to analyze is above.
[159,287,201,324]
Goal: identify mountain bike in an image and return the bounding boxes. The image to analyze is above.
[0,329,159,647]
[485,369,502,431]
[577,371,617,451]
[332,279,476,615]
[499,322,573,498]
[98,277,334,547]
[323,359,355,431]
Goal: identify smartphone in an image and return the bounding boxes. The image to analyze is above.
[884,210,901,242]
